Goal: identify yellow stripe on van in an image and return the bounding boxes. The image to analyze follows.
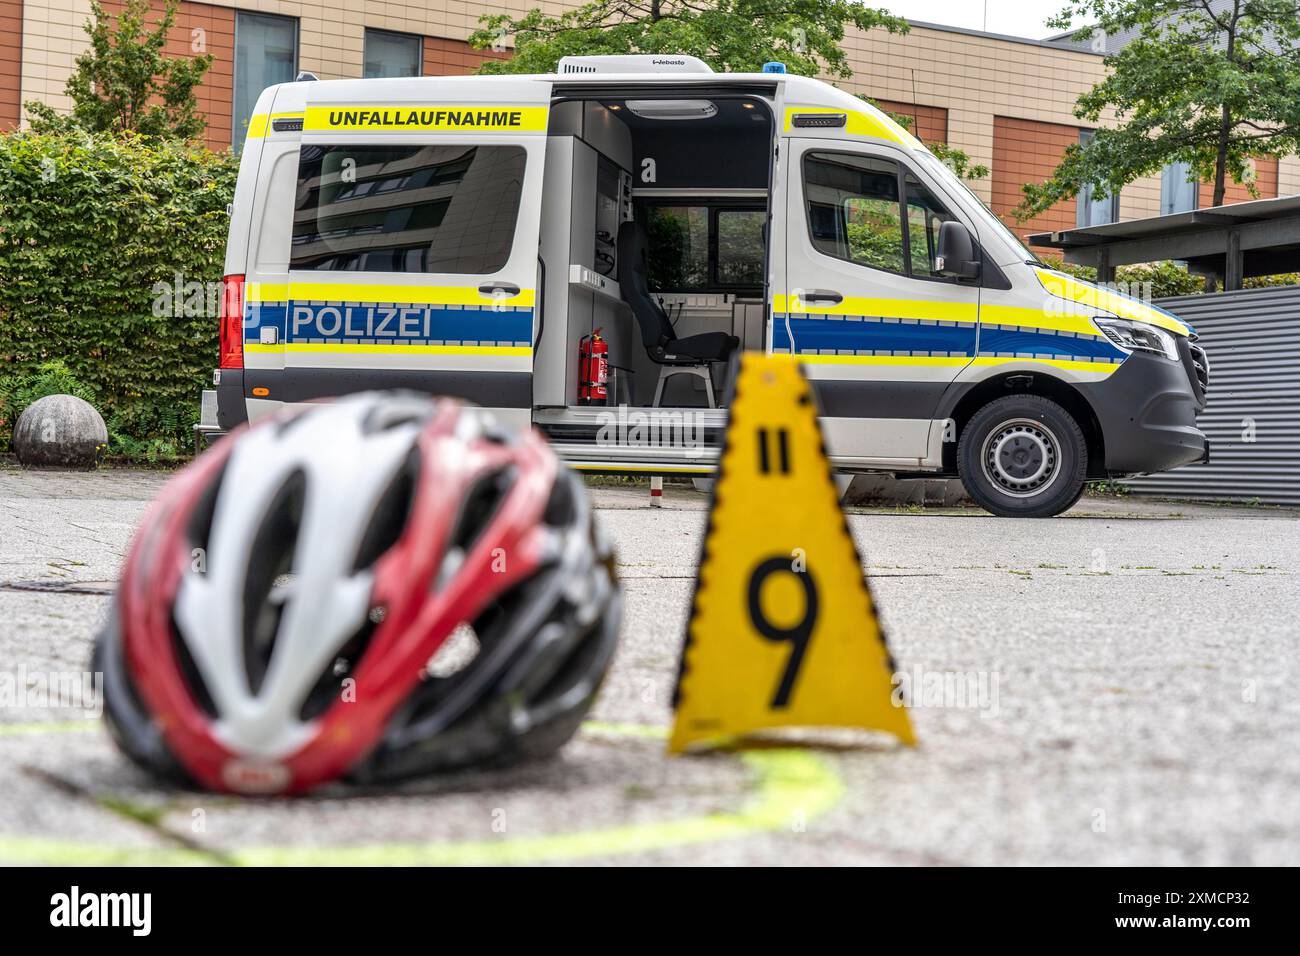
[969,355,1120,375]
[246,282,535,309]
[772,294,976,324]
[1033,268,1190,336]
[783,107,922,149]
[245,113,304,139]
[244,344,532,357]
[978,306,1106,338]
[772,297,1108,338]
[792,353,1120,376]
[792,354,972,368]
[303,105,549,134]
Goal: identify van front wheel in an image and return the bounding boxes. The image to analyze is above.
[956,395,1087,518]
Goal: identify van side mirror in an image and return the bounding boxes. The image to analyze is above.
[935,221,981,281]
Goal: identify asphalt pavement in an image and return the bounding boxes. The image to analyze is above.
[1,462,1297,865]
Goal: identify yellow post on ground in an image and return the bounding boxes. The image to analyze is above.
[669,352,915,753]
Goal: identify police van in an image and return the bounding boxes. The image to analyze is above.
[205,54,1209,518]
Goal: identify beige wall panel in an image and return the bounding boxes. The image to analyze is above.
[17,5,1296,231]
[1278,155,1300,197]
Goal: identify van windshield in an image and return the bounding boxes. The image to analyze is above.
[915,152,1043,266]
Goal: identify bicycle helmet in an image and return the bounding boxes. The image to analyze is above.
[93,392,621,794]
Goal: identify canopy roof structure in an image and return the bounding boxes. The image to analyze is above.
[1028,195,1300,289]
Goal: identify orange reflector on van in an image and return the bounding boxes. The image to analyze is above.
[252,387,269,397]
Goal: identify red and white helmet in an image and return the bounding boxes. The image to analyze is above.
[94,393,621,794]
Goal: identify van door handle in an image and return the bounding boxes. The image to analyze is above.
[800,289,843,304]
[478,282,521,297]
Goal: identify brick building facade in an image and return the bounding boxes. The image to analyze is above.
[3,2,1297,249]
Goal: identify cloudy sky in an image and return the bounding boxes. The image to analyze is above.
[878,0,1094,40]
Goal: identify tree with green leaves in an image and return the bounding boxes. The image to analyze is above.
[26,0,212,142]
[469,0,908,78]
[468,0,988,179]
[1018,0,1300,219]
[868,99,988,181]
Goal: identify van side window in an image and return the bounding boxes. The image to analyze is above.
[646,205,710,289]
[716,209,766,286]
[802,152,960,281]
[643,203,766,292]
[904,171,959,277]
[290,144,525,273]
[804,153,905,274]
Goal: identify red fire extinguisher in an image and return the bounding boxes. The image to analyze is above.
[579,328,609,404]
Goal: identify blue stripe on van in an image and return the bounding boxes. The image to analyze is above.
[775,314,977,356]
[245,301,532,346]
[978,326,1128,361]
[772,313,1129,365]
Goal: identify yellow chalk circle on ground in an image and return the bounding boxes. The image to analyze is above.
[670,352,915,753]
[0,722,841,866]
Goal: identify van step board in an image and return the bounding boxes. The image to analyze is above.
[537,406,727,447]
[564,460,717,476]
[551,441,718,475]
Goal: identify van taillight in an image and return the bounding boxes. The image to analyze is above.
[219,274,246,369]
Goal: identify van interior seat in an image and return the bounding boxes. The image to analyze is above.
[617,220,738,406]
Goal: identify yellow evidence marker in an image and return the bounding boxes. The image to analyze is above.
[669,352,915,753]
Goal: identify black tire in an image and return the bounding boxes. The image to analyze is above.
[956,394,1087,518]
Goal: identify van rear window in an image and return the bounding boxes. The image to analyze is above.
[643,203,766,292]
[290,144,525,273]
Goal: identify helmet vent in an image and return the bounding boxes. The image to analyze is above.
[425,622,480,678]
[353,450,420,572]
[399,577,532,730]
[275,408,315,437]
[186,458,230,561]
[298,617,378,721]
[242,470,307,695]
[542,472,576,527]
[171,612,219,719]
[447,467,516,557]
[361,398,433,435]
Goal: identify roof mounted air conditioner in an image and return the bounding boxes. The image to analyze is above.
[557,54,714,75]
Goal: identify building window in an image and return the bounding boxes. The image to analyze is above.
[1161,161,1198,215]
[364,29,422,79]
[1076,130,1119,227]
[234,12,299,148]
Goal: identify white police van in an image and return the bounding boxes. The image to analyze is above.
[204,54,1209,517]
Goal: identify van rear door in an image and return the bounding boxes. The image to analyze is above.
[243,77,551,428]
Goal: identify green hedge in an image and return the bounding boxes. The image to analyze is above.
[1039,253,1300,298]
[1037,254,1207,298]
[0,129,237,458]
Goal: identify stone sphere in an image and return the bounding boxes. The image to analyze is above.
[12,394,108,470]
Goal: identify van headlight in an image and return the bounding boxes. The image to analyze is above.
[1093,317,1179,361]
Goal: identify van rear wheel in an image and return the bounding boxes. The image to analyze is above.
[957,395,1087,518]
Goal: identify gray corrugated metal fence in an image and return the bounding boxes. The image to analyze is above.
[1121,285,1300,506]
